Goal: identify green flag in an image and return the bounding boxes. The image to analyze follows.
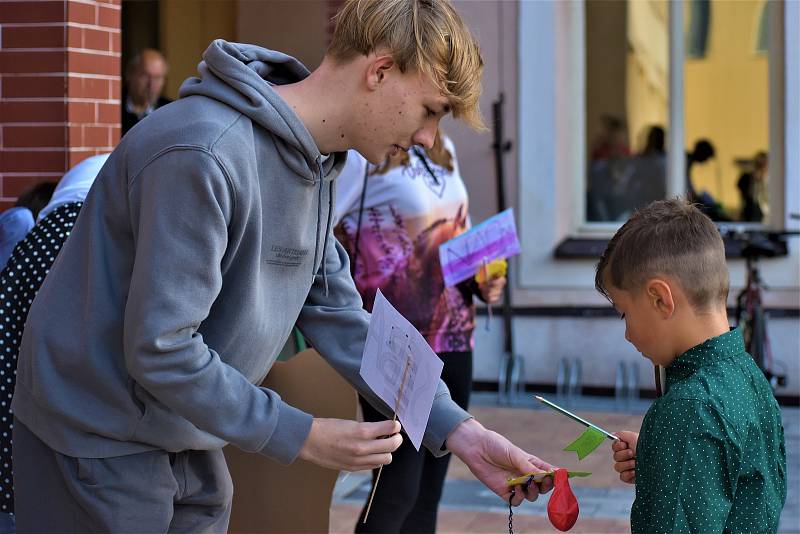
[564,427,606,460]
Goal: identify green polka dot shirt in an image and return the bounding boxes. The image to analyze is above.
[631,328,787,534]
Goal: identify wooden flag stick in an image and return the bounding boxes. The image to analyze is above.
[363,355,413,524]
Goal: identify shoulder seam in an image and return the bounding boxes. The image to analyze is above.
[128,146,237,225]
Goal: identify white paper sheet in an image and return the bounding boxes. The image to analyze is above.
[359,290,444,450]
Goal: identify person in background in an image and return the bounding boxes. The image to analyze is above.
[0,182,56,271]
[334,131,506,533]
[0,154,109,534]
[122,49,172,135]
[737,151,768,222]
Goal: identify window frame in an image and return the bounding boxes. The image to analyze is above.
[567,0,786,235]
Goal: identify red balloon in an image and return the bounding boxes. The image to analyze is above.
[547,468,579,531]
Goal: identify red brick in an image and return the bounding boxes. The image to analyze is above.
[0,101,67,122]
[67,125,83,147]
[0,2,65,24]
[2,76,67,98]
[0,51,65,74]
[67,1,95,25]
[1,25,65,49]
[109,125,120,145]
[66,101,94,123]
[67,25,82,48]
[110,31,121,54]
[97,4,120,29]
[82,28,111,52]
[0,200,15,212]
[2,175,62,197]
[0,150,66,174]
[67,50,119,76]
[2,125,66,148]
[68,150,96,167]
[67,76,109,99]
[96,101,119,124]
[109,78,120,99]
[81,125,108,146]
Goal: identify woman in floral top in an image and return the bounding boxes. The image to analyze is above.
[334,131,505,533]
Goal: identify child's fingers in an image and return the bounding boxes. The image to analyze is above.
[614,459,636,473]
[619,470,636,484]
[611,440,629,453]
[613,447,634,462]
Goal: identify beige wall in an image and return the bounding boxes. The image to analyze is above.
[159,0,237,100]
[441,0,518,224]
[236,0,329,71]
[684,0,769,214]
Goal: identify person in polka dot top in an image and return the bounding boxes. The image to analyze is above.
[595,198,787,534]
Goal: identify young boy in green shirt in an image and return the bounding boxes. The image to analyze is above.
[596,199,786,533]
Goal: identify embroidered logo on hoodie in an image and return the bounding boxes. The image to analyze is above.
[266,245,309,267]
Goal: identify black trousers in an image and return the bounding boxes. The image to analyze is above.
[356,351,472,534]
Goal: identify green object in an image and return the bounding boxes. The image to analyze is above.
[276,327,307,361]
[631,329,786,534]
[564,427,606,460]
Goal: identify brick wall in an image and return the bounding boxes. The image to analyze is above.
[0,0,121,211]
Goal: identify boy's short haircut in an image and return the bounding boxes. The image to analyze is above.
[328,0,484,130]
[595,198,729,310]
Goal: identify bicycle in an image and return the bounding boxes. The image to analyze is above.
[725,225,799,390]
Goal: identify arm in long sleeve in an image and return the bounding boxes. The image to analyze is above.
[123,148,312,464]
[295,231,471,456]
[632,399,740,534]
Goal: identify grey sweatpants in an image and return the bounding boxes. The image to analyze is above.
[12,419,233,534]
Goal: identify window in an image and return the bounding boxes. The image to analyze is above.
[582,0,773,226]
[687,0,712,59]
[684,0,770,223]
[584,0,669,223]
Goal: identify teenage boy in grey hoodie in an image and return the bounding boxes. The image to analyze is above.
[12,1,554,531]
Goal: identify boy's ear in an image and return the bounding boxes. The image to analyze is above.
[365,54,395,91]
[646,279,675,318]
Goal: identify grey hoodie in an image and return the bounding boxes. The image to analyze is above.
[12,40,470,464]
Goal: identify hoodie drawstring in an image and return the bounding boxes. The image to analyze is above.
[314,156,332,296]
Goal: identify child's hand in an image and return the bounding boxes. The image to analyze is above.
[611,431,639,484]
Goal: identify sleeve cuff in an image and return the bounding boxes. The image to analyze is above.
[421,393,472,458]
[257,400,314,465]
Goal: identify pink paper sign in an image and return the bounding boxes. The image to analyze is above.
[438,208,521,287]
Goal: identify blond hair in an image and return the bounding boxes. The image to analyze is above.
[328,0,485,130]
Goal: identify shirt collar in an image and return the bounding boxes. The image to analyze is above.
[125,97,155,118]
[666,328,745,385]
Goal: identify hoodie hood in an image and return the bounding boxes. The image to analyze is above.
[180,39,340,181]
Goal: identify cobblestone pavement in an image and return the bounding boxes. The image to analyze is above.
[331,393,799,533]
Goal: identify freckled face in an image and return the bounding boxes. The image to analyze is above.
[353,69,450,164]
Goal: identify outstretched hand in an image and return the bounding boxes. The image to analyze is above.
[611,430,638,484]
[298,418,402,472]
[446,418,555,506]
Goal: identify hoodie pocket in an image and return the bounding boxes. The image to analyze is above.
[128,380,150,440]
[75,457,98,486]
